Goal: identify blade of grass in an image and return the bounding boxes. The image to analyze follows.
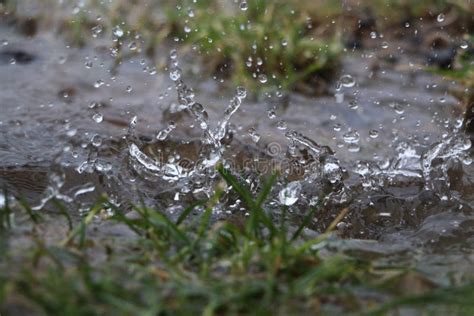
[18,197,43,224]
[60,199,105,247]
[138,206,191,246]
[51,198,73,231]
[176,201,206,225]
[217,165,276,238]
[296,207,349,254]
[290,202,321,241]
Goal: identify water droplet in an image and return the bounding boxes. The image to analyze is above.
[128,41,137,50]
[258,74,268,83]
[184,25,192,33]
[323,160,342,184]
[339,74,356,88]
[156,122,176,141]
[394,104,404,114]
[268,109,276,119]
[170,49,178,60]
[348,100,358,110]
[239,1,248,11]
[248,127,261,143]
[281,39,288,47]
[463,156,473,165]
[126,85,133,93]
[369,129,379,138]
[84,61,93,69]
[236,86,247,99]
[381,41,389,49]
[343,130,360,143]
[91,25,103,38]
[170,69,181,81]
[91,134,102,147]
[437,13,445,23]
[92,113,103,123]
[460,41,468,50]
[89,101,100,109]
[113,26,124,37]
[370,31,377,39]
[94,80,105,88]
[66,128,77,137]
[276,120,287,130]
[347,144,360,152]
[278,181,301,206]
[1,39,8,46]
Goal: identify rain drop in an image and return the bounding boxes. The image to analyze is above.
[94,80,105,88]
[91,134,102,147]
[92,113,103,123]
[113,26,124,38]
[276,120,287,130]
[268,109,276,119]
[258,74,268,83]
[369,129,379,138]
[278,181,301,206]
[239,1,248,11]
[437,13,445,23]
[248,127,261,143]
[339,74,356,88]
[343,130,360,143]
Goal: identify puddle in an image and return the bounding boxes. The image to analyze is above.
[0,23,473,284]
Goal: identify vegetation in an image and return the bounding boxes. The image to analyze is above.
[169,0,342,93]
[430,34,474,133]
[1,166,474,315]
[2,0,472,94]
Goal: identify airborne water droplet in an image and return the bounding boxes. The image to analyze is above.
[268,109,276,119]
[128,41,137,50]
[248,127,261,143]
[369,129,379,138]
[339,74,356,88]
[343,130,360,143]
[236,86,247,99]
[94,80,105,88]
[276,120,287,130]
[278,181,301,206]
[170,49,178,60]
[437,13,445,23]
[91,25,103,38]
[170,69,181,81]
[92,113,103,123]
[91,134,102,147]
[113,26,124,38]
[348,100,358,110]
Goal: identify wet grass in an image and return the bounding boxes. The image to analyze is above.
[1,166,474,315]
[2,0,472,95]
[430,34,474,133]
[169,0,342,93]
